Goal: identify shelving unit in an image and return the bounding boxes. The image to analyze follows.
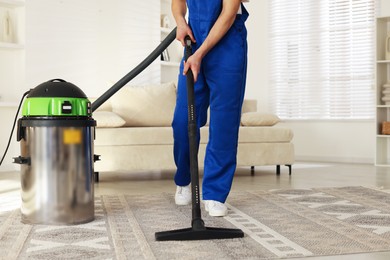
[0,0,24,43]
[0,0,24,8]
[0,0,25,103]
[161,60,181,67]
[375,16,390,166]
[0,41,23,49]
[160,0,182,83]
[0,0,24,171]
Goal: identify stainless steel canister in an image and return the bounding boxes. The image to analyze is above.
[16,118,96,224]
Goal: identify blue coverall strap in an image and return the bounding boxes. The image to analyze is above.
[238,3,249,22]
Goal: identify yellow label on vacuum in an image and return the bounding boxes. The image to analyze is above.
[63,129,82,144]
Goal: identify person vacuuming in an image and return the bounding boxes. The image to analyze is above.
[155,35,244,242]
[171,0,249,216]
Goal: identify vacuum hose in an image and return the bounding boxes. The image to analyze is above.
[91,27,177,112]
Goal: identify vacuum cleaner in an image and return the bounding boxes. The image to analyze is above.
[3,29,177,225]
[14,79,96,224]
[2,28,244,239]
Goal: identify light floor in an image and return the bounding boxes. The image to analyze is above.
[1,162,390,259]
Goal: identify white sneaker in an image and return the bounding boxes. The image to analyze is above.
[204,200,228,217]
[175,184,191,205]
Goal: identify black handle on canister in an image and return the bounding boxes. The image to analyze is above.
[13,156,31,165]
[48,79,67,83]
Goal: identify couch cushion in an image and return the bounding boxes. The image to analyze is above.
[241,112,280,126]
[89,97,112,112]
[236,127,293,143]
[94,111,126,128]
[241,99,257,113]
[111,82,176,127]
[95,126,293,146]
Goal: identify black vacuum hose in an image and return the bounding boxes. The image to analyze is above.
[91,27,177,112]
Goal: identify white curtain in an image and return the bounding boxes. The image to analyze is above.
[269,0,376,120]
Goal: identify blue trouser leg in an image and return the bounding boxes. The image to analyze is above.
[201,22,248,202]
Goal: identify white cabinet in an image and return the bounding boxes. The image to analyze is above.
[375,16,390,166]
[0,0,25,103]
[160,0,182,83]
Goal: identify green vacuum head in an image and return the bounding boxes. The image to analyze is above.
[22,79,92,117]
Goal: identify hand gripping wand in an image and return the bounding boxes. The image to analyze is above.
[155,36,244,241]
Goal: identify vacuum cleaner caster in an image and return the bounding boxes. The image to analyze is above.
[94,172,99,183]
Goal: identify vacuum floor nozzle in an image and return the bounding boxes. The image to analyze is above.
[155,227,244,241]
[155,218,244,241]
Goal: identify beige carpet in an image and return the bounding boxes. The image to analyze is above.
[1,186,390,259]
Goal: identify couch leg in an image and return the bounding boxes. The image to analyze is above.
[94,172,100,183]
[276,165,281,175]
[286,164,292,175]
[276,165,292,175]
[251,166,255,176]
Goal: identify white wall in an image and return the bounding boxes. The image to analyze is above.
[25,0,160,98]
[380,0,390,16]
[245,1,269,112]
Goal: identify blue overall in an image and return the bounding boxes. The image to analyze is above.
[172,0,249,203]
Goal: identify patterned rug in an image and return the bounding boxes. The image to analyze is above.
[1,186,390,259]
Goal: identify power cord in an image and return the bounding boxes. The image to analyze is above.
[0,90,31,166]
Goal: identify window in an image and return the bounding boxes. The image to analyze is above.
[269,0,376,120]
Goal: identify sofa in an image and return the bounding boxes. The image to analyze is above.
[92,82,294,180]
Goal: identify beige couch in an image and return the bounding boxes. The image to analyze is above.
[92,82,294,180]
